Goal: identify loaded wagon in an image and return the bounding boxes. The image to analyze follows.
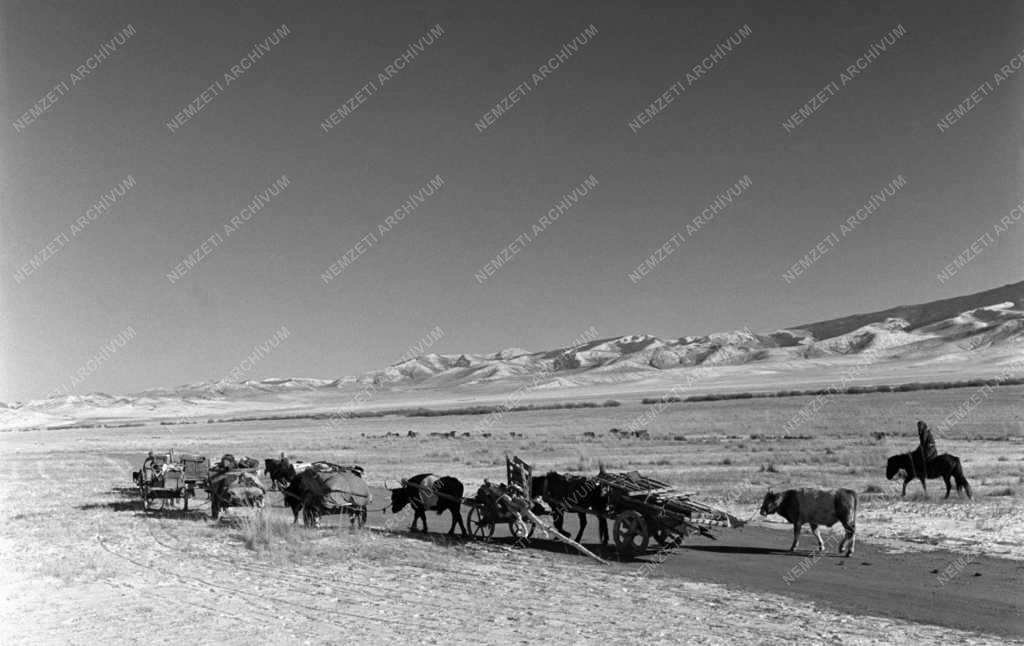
[598,470,744,556]
[292,462,371,528]
[205,455,266,519]
[133,451,208,511]
[465,455,537,540]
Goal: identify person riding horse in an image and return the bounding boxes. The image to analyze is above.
[917,420,937,458]
[913,420,938,479]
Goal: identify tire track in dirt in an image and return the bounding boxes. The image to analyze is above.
[95,529,384,641]
[141,518,574,638]
[16,451,618,638]
[104,516,461,640]
[94,540,323,642]
[95,513,364,641]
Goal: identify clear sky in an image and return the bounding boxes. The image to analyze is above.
[2,1,1022,401]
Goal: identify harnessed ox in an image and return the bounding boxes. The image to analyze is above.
[532,471,609,545]
[263,455,312,490]
[886,452,972,498]
[284,466,370,527]
[207,470,265,520]
[387,474,467,536]
[759,488,857,556]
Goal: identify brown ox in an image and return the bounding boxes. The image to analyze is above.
[759,487,857,556]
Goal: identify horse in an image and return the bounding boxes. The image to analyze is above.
[532,471,609,545]
[886,452,972,498]
[388,474,467,536]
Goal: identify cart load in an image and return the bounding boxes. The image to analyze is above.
[466,480,537,540]
[291,463,370,527]
[598,469,744,555]
[206,455,266,519]
[133,451,208,511]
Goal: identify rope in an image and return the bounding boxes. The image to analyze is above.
[742,508,760,526]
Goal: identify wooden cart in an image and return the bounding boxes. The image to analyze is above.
[133,451,208,511]
[205,457,266,520]
[598,470,744,556]
[295,463,370,528]
[465,455,537,540]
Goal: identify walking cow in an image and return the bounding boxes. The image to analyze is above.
[388,474,468,536]
[759,487,857,556]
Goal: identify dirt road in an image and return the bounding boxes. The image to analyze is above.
[480,515,1024,640]
[363,489,1021,641]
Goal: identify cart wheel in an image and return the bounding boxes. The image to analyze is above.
[508,519,536,539]
[467,507,494,540]
[613,510,650,555]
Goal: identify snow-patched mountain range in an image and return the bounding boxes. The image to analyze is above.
[4,282,1023,429]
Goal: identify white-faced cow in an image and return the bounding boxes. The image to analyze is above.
[759,487,857,556]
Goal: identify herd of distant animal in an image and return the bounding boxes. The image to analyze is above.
[223,434,974,558]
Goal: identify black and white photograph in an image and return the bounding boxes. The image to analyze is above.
[2,1,1022,643]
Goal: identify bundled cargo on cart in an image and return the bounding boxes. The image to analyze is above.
[465,455,537,540]
[597,469,744,555]
[287,462,370,527]
[206,454,265,519]
[132,450,208,511]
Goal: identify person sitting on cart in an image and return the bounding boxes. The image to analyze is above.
[496,484,531,519]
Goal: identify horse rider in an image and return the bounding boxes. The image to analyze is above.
[916,420,937,480]
[917,420,937,459]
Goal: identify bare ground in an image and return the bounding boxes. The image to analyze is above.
[2,387,1021,644]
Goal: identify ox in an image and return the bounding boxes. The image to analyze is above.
[759,487,857,556]
[263,455,311,490]
[207,471,265,520]
[389,474,467,536]
[532,472,609,545]
[283,466,369,527]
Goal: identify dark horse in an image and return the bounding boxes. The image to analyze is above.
[886,452,972,498]
[532,471,609,544]
[389,474,468,536]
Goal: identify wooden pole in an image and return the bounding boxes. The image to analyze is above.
[522,509,609,565]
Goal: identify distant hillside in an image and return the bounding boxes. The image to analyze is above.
[791,281,1024,340]
[3,280,1021,429]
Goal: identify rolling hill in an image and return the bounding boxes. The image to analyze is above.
[3,281,1022,429]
